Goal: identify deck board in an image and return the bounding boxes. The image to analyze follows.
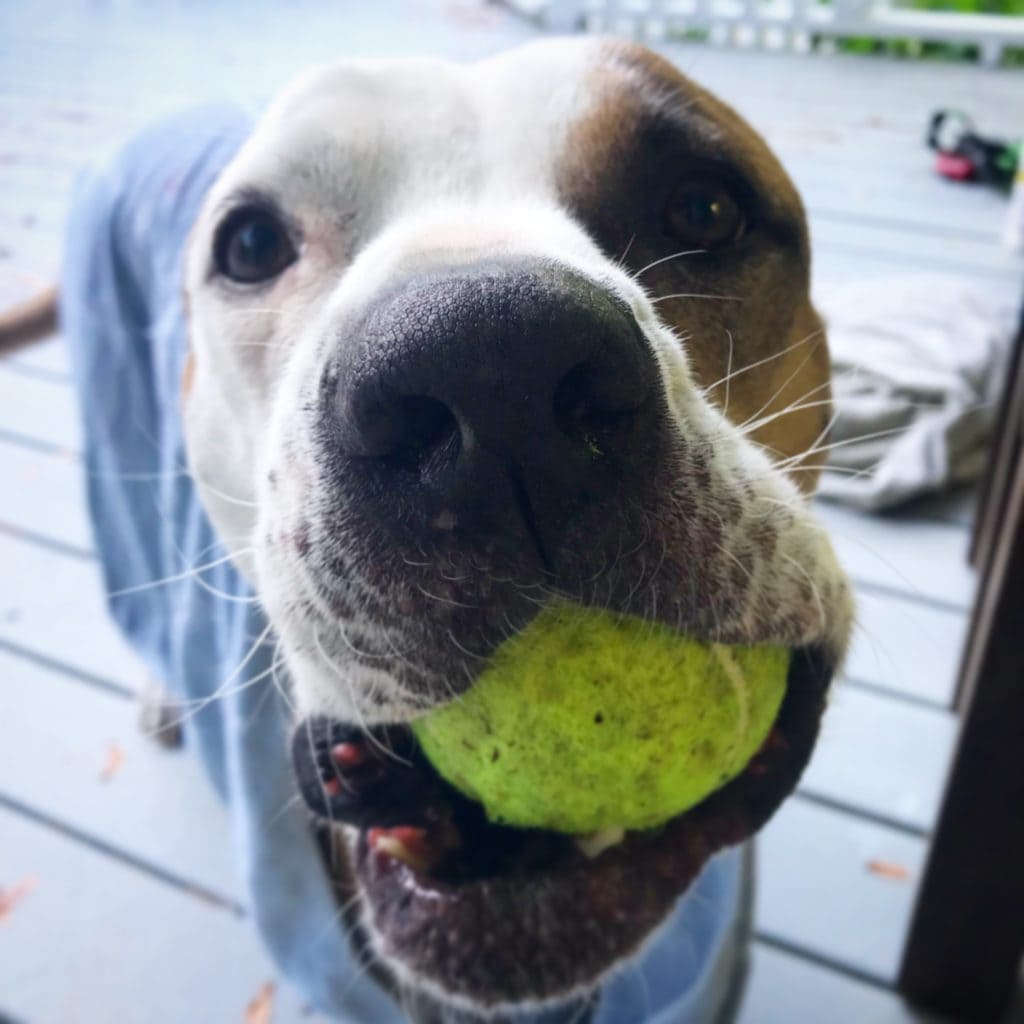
[0,650,238,900]
[3,336,72,379]
[816,501,976,612]
[0,532,145,690]
[739,944,936,1023]
[0,440,91,553]
[842,589,968,707]
[757,800,926,983]
[801,683,956,832]
[0,365,79,453]
[0,805,327,1024]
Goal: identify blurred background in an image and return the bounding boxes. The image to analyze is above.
[0,2,1021,1022]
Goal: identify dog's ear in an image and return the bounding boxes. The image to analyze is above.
[744,300,831,495]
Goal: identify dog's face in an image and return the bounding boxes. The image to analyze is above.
[183,37,852,1017]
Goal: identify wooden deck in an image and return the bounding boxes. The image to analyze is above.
[1,2,1022,1021]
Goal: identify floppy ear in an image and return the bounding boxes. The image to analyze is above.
[743,300,832,495]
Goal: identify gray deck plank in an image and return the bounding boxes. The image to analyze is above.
[740,944,937,1024]
[0,439,91,552]
[809,219,1020,281]
[0,649,238,900]
[0,805,328,1024]
[801,682,956,831]
[0,364,79,452]
[843,588,968,707]
[1,336,71,379]
[0,532,144,690]
[815,500,976,612]
[757,799,926,983]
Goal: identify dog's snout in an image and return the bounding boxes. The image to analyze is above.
[322,261,663,560]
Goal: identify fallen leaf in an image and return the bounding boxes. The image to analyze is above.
[0,876,38,922]
[244,981,275,1024]
[99,742,125,782]
[866,858,910,881]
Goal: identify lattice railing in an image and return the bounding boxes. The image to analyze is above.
[506,0,1024,65]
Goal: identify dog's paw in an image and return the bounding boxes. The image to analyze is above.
[138,681,184,749]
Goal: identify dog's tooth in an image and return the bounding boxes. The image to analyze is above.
[575,826,626,860]
[368,826,433,872]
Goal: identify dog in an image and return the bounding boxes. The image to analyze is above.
[1,36,852,1024]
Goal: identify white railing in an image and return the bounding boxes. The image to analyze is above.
[505,0,1024,65]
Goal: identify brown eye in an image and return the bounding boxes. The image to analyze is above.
[214,206,296,284]
[666,178,746,249]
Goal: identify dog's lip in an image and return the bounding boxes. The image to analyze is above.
[339,645,833,1008]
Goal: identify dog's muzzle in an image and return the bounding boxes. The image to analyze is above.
[281,258,844,1010]
[318,260,664,569]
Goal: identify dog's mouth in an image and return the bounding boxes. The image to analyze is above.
[291,644,832,1010]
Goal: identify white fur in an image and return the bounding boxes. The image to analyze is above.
[180,36,853,1009]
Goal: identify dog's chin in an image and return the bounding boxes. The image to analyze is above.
[296,645,833,1014]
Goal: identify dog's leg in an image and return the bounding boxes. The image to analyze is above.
[138,679,185,749]
[0,285,59,354]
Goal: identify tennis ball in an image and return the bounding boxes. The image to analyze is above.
[412,602,788,836]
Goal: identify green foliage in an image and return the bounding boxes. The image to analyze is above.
[828,0,1024,64]
[904,0,1024,13]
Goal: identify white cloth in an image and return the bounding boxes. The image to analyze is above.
[815,274,1019,511]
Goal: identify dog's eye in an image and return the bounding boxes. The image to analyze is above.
[214,207,296,284]
[665,178,746,249]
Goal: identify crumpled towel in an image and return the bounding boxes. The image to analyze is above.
[814,274,1018,511]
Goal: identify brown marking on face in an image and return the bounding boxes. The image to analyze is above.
[745,301,831,492]
[558,41,829,492]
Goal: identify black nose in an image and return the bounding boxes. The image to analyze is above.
[322,261,664,567]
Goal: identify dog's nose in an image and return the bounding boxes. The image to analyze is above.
[324,261,663,565]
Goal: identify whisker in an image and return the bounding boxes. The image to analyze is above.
[414,584,477,609]
[633,247,707,279]
[742,394,835,436]
[106,549,253,599]
[189,571,262,604]
[701,326,824,399]
[723,328,734,418]
[153,621,277,726]
[615,232,637,269]
[735,337,823,438]
[774,424,913,468]
[782,551,827,635]
[312,627,411,766]
[650,291,743,304]
[759,493,939,606]
[268,642,297,714]
[191,471,259,508]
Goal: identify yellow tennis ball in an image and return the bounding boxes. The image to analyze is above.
[412,602,788,836]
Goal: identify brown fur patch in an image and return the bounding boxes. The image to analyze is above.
[559,41,829,493]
